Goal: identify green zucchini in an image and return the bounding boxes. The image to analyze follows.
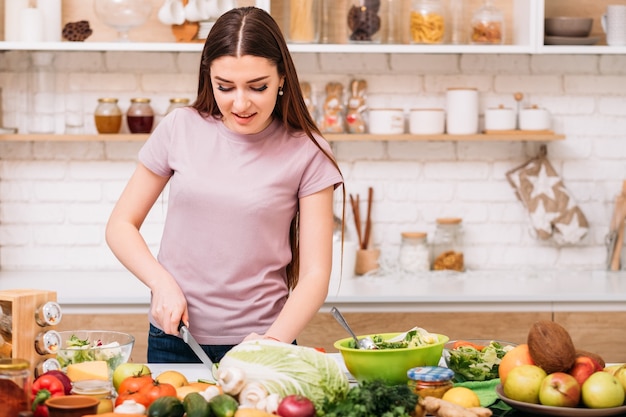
[183,392,212,417]
[147,396,185,417]
[208,393,239,417]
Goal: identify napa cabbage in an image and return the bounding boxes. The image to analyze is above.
[216,339,349,409]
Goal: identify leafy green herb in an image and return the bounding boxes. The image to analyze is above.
[347,328,438,350]
[318,379,418,417]
[447,341,514,382]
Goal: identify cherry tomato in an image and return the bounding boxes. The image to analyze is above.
[138,381,178,406]
[277,394,316,417]
[118,374,154,395]
[452,340,486,351]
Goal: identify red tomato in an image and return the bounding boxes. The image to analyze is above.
[277,395,316,417]
[139,381,178,406]
[115,390,149,407]
[118,374,154,395]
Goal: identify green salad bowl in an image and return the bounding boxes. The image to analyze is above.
[334,332,449,385]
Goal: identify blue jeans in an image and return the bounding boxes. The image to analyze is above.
[147,323,235,364]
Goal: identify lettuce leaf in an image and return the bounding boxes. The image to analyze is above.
[216,339,349,408]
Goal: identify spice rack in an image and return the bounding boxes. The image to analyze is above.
[0,289,62,376]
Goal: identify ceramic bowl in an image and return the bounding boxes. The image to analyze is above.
[334,332,449,385]
[45,395,99,417]
[55,330,134,375]
[545,17,593,37]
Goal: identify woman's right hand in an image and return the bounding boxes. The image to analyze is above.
[150,277,189,334]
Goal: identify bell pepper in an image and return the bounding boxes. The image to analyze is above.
[31,374,66,417]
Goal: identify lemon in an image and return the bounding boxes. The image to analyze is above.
[442,387,481,408]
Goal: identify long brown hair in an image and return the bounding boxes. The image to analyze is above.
[193,7,343,290]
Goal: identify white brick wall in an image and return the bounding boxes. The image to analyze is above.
[1,50,625,271]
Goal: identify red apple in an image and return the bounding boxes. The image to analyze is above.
[503,364,547,404]
[569,356,603,386]
[582,371,625,409]
[539,372,581,407]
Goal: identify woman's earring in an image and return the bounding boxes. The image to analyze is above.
[278,86,284,96]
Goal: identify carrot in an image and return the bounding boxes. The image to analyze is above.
[453,340,486,350]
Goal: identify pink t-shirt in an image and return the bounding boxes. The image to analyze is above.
[139,108,343,344]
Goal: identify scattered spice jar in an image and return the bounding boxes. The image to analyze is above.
[431,217,464,271]
[127,98,155,134]
[0,358,31,417]
[94,98,122,134]
[407,366,454,399]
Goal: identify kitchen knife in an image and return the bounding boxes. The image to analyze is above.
[178,322,214,369]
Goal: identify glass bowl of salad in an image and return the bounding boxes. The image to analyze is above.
[55,330,135,375]
[442,339,517,382]
[334,328,449,385]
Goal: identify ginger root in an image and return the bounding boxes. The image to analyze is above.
[415,396,492,417]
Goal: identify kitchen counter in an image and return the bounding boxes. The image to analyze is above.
[0,269,625,314]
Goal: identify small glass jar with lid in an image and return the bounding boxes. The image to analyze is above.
[0,358,31,416]
[71,379,115,414]
[127,98,155,134]
[94,98,122,134]
[407,366,454,399]
[470,0,504,44]
[166,98,190,114]
[431,217,464,271]
[347,0,383,43]
[409,0,445,44]
[285,0,321,43]
[398,232,430,273]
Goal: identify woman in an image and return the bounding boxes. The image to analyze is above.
[106,7,343,363]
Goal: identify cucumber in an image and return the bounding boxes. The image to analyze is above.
[208,393,239,417]
[184,392,212,417]
[147,396,185,417]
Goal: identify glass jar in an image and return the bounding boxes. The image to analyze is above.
[285,0,321,43]
[470,0,504,44]
[127,98,155,134]
[94,98,123,134]
[399,232,430,273]
[347,0,383,43]
[34,330,61,355]
[166,98,190,114]
[431,217,464,271]
[409,0,445,44]
[71,379,114,414]
[0,358,31,417]
[407,366,454,399]
[34,301,62,327]
[27,52,56,134]
[34,358,61,378]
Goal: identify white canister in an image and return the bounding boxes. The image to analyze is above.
[519,105,551,131]
[484,105,516,131]
[409,108,445,134]
[446,88,479,134]
[5,0,29,42]
[368,108,405,134]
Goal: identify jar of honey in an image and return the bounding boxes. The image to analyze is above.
[127,98,155,134]
[94,98,122,134]
[407,366,454,399]
[0,358,31,417]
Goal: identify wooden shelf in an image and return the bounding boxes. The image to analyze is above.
[0,132,565,142]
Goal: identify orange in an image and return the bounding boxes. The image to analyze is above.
[498,343,535,385]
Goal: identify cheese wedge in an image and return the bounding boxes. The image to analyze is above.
[66,361,109,381]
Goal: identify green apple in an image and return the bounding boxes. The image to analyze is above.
[581,371,625,409]
[503,364,547,404]
[112,363,152,391]
[605,364,626,394]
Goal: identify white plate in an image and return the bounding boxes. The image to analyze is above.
[496,384,626,416]
[544,36,601,45]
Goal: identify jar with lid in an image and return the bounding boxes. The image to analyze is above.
[71,379,114,414]
[285,0,321,43]
[398,232,430,273]
[127,98,155,134]
[166,98,190,114]
[94,98,122,134]
[347,0,383,43]
[407,366,454,399]
[470,0,504,44]
[0,358,31,417]
[431,217,464,271]
[409,0,445,44]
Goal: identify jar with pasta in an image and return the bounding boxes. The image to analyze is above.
[431,217,464,271]
[347,0,383,43]
[470,0,504,44]
[409,0,445,44]
[285,0,321,43]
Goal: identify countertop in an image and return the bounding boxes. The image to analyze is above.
[1,269,625,314]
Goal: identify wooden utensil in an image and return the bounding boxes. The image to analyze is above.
[609,180,626,271]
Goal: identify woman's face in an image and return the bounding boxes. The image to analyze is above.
[210,54,284,135]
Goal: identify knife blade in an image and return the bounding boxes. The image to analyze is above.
[178,322,214,369]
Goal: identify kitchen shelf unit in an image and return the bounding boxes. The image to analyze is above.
[0,133,565,142]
